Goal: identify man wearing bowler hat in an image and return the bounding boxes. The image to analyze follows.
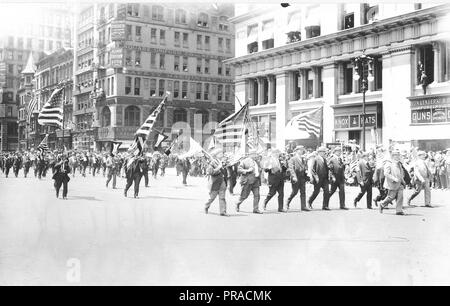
[286,145,310,211]
[328,146,348,209]
[308,146,330,210]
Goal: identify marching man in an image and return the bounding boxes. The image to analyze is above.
[204,150,228,216]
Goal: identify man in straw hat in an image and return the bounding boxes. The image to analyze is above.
[379,149,406,215]
[407,150,432,207]
[204,149,228,216]
[308,146,330,210]
[286,145,310,211]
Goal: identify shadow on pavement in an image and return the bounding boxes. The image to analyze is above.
[67,196,102,201]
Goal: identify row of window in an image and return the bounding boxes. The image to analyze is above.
[36,66,73,89]
[4,38,65,53]
[124,76,232,101]
[123,4,230,32]
[124,25,232,53]
[123,50,231,76]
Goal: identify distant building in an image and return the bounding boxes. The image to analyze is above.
[72,3,235,152]
[0,4,73,151]
[227,3,450,151]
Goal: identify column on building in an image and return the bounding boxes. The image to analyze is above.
[312,66,321,98]
[322,64,338,144]
[432,41,441,83]
[299,69,307,100]
[257,77,265,105]
[275,72,290,149]
[381,47,415,145]
[267,75,276,104]
[236,80,246,110]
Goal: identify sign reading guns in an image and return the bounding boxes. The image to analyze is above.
[411,108,450,124]
[334,114,377,129]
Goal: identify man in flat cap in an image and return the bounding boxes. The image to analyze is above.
[328,146,348,209]
[379,149,406,215]
[286,145,310,211]
[308,146,330,210]
[407,150,432,207]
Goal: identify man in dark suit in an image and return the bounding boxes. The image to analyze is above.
[328,146,348,209]
[354,152,375,209]
[226,163,238,194]
[52,155,71,199]
[263,150,287,212]
[205,151,228,216]
[308,146,330,210]
[286,146,310,211]
[124,156,145,198]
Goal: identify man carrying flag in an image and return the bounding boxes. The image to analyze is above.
[124,92,170,197]
[106,142,121,189]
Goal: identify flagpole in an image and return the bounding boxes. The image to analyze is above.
[62,81,65,151]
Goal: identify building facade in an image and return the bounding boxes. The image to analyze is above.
[227,3,450,151]
[0,4,73,151]
[72,3,235,151]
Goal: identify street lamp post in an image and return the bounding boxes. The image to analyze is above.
[353,52,374,151]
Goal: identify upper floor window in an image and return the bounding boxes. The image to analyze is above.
[344,12,354,29]
[175,9,187,24]
[127,4,139,17]
[124,105,141,126]
[125,76,132,95]
[366,4,379,24]
[152,5,164,21]
[417,44,434,85]
[197,13,208,27]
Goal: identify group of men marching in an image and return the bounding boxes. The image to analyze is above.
[204,145,441,217]
[1,144,446,217]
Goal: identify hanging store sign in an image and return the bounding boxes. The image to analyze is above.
[110,48,123,68]
[334,113,377,130]
[409,94,450,125]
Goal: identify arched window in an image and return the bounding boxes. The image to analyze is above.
[101,106,111,127]
[195,109,209,126]
[124,105,141,126]
[217,111,230,123]
[173,108,187,123]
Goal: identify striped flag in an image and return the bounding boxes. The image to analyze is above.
[154,131,168,149]
[38,87,64,127]
[214,103,249,146]
[26,96,38,123]
[36,134,49,154]
[285,107,322,138]
[128,135,145,157]
[135,93,169,137]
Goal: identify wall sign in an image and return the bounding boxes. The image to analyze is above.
[334,113,377,129]
[409,94,450,125]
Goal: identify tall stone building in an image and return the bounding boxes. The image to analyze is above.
[0,3,73,151]
[227,3,450,150]
[72,3,235,151]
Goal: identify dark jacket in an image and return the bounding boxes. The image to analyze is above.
[207,164,227,192]
[328,155,346,183]
[52,161,71,182]
[311,155,329,184]
[288,155,308,183]
[356,159,374,185]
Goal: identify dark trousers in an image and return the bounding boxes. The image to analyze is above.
[329,180,346,208]
[228,176,237,194]
[153,166,159,178]
[92,165,99,177]
[24,165,30,177]
[5,166,11,177]
[143,170,149,187]
[236,182,260,212]
[182,170,188,185]
[54,179,68,198]
[286,180,307,210]
[124,174,143,197]
[374,187,387,202]
[308,180,330,209]
[264,181,284,211]
[355,182,373,208]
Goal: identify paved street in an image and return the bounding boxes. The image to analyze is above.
[1,168,450,285]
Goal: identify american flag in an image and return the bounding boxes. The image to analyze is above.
[26,96,38,124]
[214,103,249,147]
[38,87,64,127]
[36,134,49,154]
[135,93,169,137]
[285,107,322,138]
